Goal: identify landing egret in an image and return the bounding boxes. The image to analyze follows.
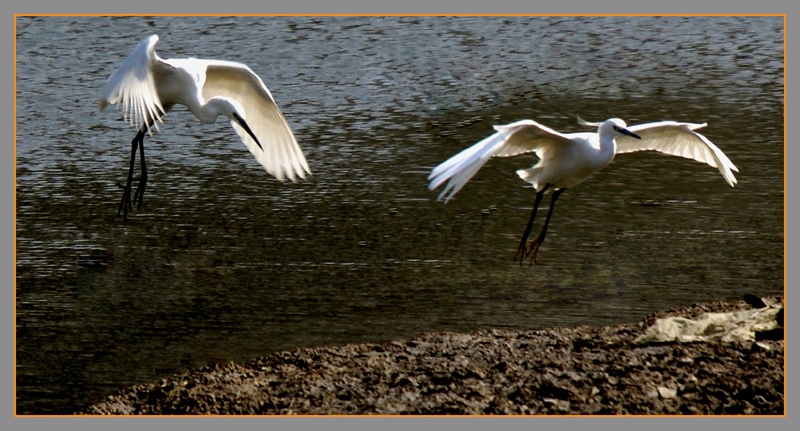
[99,35,311,220]
[428,117,738,264]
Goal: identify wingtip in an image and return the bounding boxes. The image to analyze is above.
[576,115,599,127]
[279,164,314,184]
[289,164,312,183]
[685,122,709,131]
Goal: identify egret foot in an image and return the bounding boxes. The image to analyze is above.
[527,238,542,265]
[514,241,529,264]
[117,182,132,218]
[514,237,542,266]
[117,178,143,221]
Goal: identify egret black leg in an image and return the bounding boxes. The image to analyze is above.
[117,123,150,221]
[514,184,549,263]
[133,132,148,209]
[525,188,565,265]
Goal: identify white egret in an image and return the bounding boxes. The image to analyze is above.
[428,117,738,264]
[99,35,311,220]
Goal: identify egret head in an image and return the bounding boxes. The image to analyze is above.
[601,118,641,140]
[229,111,264,151]
[207,97,264,150]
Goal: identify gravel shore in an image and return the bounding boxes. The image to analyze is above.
[81,296,784,415]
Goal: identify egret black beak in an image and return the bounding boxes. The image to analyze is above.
[618,127,641,140]
[232,112,263,150]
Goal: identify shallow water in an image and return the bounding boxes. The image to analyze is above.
[15,16,783,414]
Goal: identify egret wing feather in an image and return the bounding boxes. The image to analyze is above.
[202,61,310,182]
[427,130,505,200]
[492,120,575,158]
[99,35,165,133]
[617,122,738,187]
[428,120,573,202]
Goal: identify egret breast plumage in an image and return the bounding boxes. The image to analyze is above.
[99,34,311,220]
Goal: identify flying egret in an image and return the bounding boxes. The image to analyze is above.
[99,34,311,220]
[428,117,738,264]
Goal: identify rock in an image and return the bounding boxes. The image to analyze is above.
[657,386,678,399]
[635,297,783,344]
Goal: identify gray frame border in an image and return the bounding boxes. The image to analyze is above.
[5,1,793,430]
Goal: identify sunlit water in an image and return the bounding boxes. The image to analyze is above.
[16,16,783,414]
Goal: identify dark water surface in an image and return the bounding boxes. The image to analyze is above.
[15,16,783,414]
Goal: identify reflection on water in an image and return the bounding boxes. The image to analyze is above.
[15,16,783,414]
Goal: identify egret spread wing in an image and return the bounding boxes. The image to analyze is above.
[428,120,574,202]
[617,122,738,187]
[200,61,310,182]
[99,35,166,133]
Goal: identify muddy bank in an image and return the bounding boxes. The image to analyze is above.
[81,296,784,415]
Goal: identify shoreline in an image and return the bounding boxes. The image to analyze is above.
[80,296,784,415]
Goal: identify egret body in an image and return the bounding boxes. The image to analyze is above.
[428,117,738,264]
[99,35,310,220]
